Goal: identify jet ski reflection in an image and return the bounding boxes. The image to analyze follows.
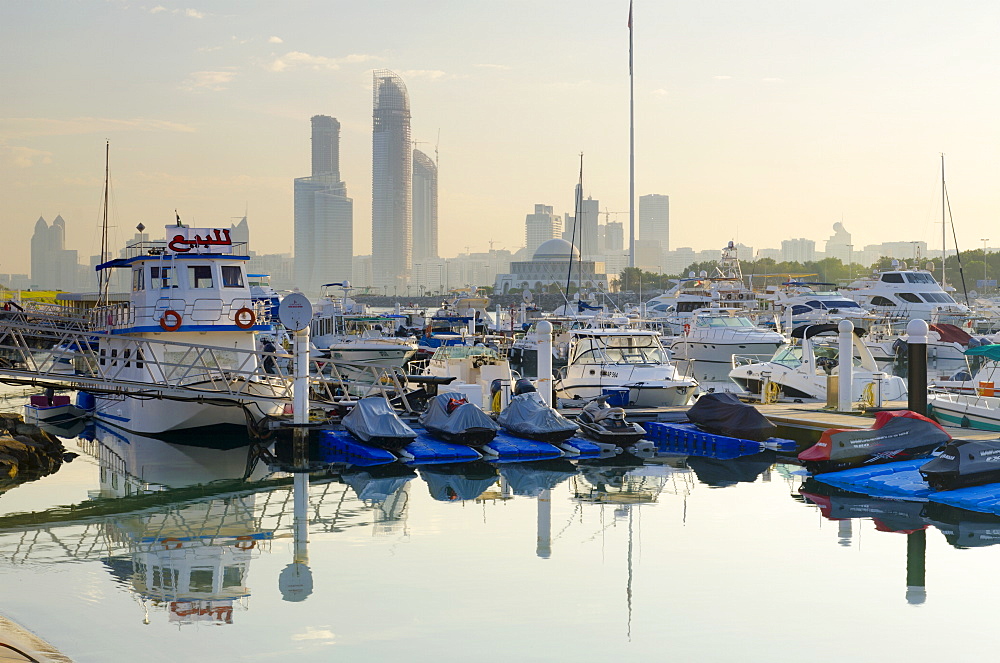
[419,461,499,502]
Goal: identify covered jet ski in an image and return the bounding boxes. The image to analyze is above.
[798,410,951,474]
[576,395,646,446]
[686,392,777,442]
[919,439,1000,490]
[342,396,418,451]
[418,392,500,447]
[497,392,579,444]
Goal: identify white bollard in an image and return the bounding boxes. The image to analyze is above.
[838,319,854,412]
[294,326,309,425]
[536,320,554,407]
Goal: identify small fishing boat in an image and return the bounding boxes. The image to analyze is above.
[575,396,645,446]
[798,410,951,474]
[342,396,417,451]
[919,439,1000,490]
[418,392,499,447]
[24,392,90,425]
[497,383,578,444]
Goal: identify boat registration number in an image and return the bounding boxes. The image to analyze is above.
[602,370,618,378]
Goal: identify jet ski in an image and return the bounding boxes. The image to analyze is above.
[497,380,578,444]
[342,396,418,451]
[575,395,646,447]
[798,410,951,474]
[418,392,500,447]
[920,439,1000,490]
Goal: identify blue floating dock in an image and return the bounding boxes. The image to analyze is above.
[318,431,398,466]
[558,437,602,458]
[398,435,483,465]
[644,422,795,458]
[481,432,563,461]
[814,459,1000,516]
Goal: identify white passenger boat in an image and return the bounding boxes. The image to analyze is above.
[85,225,286,434]
[669,309,785,382]
[729,323,907,402]
[554,329,697,407]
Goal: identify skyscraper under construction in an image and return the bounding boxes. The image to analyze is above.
[371,70,412,290]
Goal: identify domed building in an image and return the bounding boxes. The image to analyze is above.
[494,238,607,294]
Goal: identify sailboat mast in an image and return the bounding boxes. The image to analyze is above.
[628,0,635,269]
[565,154,584,302]
[941,153,947,287]
[99,141,110,300]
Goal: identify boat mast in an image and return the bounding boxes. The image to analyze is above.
[99,141,111,303]
[941,153,947,287]
[628,0,635,270]
[565,153,584,304]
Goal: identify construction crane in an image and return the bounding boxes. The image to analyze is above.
[413,130,440,168]
[601,207,628,224]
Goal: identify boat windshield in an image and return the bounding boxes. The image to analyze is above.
[770,345,803,368]
[577,335,667,365]
[432,345,499,360]
[697,316,755,329]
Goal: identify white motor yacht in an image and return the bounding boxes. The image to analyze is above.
[669,309,785,382]
[840,262,970,322]
[729,323,907,403]
[554,329,698,407]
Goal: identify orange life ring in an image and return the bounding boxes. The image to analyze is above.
[235,536,256,550]
[683,323,691,335]
[161,537,182,550]
[234,307,255,329]
[159,310,182,332]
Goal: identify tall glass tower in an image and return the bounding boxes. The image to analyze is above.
[294,115,353,294]
[412,148,438,262]
[372,70,412,290]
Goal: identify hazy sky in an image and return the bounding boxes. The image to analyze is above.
[3,1,1000,275]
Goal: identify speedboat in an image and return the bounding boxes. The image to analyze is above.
[798,410,951,474]
[418,392,499,447]
[729,323,907,402]
[497,386,578,444]
[575,395,646,447]
[669,309,785,382]
[342,396,417,451]
[554,328,697,408]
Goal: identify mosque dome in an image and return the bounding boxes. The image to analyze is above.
[532,238,580,262]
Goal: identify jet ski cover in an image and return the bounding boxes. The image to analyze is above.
[686,392,777,442]
[920,439,1000,490]
[342,396,417,444]
[498,392,578,438]
[419,392,500,439]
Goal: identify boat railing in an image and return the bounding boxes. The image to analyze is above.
[731,353,775,369]
[88,297,271,331]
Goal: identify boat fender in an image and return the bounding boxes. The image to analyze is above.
[159,310,182,332]
[234,307,256,329]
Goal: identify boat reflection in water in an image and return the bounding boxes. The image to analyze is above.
[419,461,500,502]
[79,423,274,625]
[799,478,1000,605]
[341,464,415,535]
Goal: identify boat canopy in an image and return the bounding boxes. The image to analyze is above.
[964,344,1000,361]
[790,323,867,340]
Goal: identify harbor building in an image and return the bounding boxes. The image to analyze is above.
[294,115,354,295]
[372,70,412,290]
[494,238,607,294]
[639,194,670,252]
[412,148,438,262]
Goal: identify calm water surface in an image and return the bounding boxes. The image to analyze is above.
[0,388,998,662]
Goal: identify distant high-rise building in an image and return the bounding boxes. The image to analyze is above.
[564,184,600,259]
[781,238,816,263]
[294,115,354,294]
[30,215,79,290]
[412,148,438,262]
[639,194,669,252]
[372,70,412,289]
[604,221,624,252]
[825,222,852,264]
[525,204,561,255]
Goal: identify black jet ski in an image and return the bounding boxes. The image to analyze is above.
[920,439,1000,490]
[576,395,645,446]
[798,410,951,474]
[418,392,500,447]
[342,396,418,451]
[497,380,578,444]
[687,392,777,442]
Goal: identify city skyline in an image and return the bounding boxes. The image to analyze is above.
[5,2,1000,275]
